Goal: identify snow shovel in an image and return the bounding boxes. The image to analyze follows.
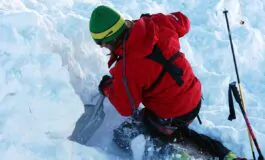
[68,93,105,145]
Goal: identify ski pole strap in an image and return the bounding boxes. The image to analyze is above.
[228,82,239,121]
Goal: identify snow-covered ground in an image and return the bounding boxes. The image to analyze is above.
[0,0,265,159]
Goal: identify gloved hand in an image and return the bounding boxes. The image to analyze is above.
[98,75,112,96]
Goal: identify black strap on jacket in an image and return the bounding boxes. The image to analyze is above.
[140,13,151,18]
[146,45,183,90]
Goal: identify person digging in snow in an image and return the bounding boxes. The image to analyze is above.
[90,5,240,160]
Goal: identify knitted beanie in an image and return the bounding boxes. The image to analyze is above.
[90,5,126,44]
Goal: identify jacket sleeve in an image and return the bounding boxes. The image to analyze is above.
[103,66,142,117]
[168,12,190,37]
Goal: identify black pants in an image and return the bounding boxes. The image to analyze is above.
[142,100,202,137]
[113,101,230,159]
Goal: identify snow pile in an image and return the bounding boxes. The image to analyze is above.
[0,0,264,159]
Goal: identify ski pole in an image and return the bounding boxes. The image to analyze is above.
[223,10,264,160]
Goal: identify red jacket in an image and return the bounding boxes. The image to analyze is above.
[103,12,202,118]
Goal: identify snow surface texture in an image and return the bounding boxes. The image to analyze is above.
[0,0,265,159]
[131,135,146,160]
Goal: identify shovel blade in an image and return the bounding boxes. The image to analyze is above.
[69,94,105,145]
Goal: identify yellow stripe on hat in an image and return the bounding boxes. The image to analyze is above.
[91,17,125,40]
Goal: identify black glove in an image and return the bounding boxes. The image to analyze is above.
[98,75,112,96]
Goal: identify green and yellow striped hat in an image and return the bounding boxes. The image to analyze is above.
[89,5,126,45]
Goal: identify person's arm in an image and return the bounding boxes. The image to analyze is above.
[102,67,142,116]
[168,12,190,37]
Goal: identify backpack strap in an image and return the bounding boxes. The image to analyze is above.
[140,13,151,18]
[146,45,183,91]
